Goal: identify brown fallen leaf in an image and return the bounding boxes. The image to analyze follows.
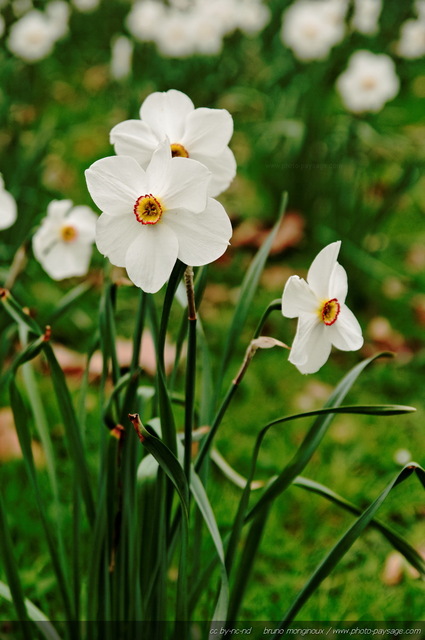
[0,407,45,467]
[231,211,305,254]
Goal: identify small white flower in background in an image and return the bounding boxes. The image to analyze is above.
[32,200,97,280]
[280,0,346,62]
[281,241,363,374]
[235,0,271,36]
[336,50,400,113]
[0,15,5,38]
[0,175,17,230]
[71,0,100,12]
[85,141,232,294]
[415,0,425,21]
[155,9,197,58]
[397,19,425,59]
[110,35,133,81]
[110,89,236,198]
[352,0,382,36]
[125,1,166,43]
[184,8,224,56]
[393,448,412,466]
[46,1,70,41]
[12,0,33,18]
[7,10,57,62]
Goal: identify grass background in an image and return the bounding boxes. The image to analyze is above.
[0,0,424,627]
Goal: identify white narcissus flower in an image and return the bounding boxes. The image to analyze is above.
[336,50,400,114]
[33,200,97,280]
[0,175,17,230]
[110,89,236,198]
[110,35,133,80]
[281,241,363,374]
[397,19,425,59]
[352,0,382,36]
[7,10,58,62]
[85,142,232,294]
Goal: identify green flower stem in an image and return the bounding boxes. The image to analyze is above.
[253,299,282,338]
[184,266,197,482]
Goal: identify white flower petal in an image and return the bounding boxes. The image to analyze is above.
[38,241,92,280]
[181,107,233,157]
[0,188,17,230]
[85,156,148,216]
[96,212,142,268]
[140,89,194,141]
[125,223,179,293]
[150,156,210,214]
[67,206,97,243]
[307,241,341,299]
[110,119,159,168]
[164,198,232,266]
[282,276,318,318]
[193,146,237,197]
[328,305,364,351]
[289,316,332,374]
[329,262,348,304]
[47,199,73,220]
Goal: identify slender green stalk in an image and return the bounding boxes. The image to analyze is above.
[184,266,197,482]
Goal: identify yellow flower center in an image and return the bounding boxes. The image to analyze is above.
[134,194,163,225]
[170,143,189,158]
[319,298,340,326]
[60,224,78,242]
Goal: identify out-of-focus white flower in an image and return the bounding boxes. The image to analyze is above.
[352,0,382,35]
[33,200,97,280]
[7,10,57,62]
[0,175,17,230]
[125,0,166,42]
[110,35,133,80]
[85,142,232,293]
[46,1,70,41]
[12,0,33,18]
[0,15,5,38]
[282,241,363,374]
[336,50,400,113]
[397,19,425,59]
[196,0,240,36]
[415,0,425,21]
[71,0,100,12]
[235,0,271,36]
[185,8,224,56]
[155,9,197,58]
[110,89,236,198]
[280,0,345,62]
[393,448,412,466]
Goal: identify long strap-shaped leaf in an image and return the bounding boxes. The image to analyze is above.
[215,193,288,400]
[292,475,425,577]
[0,581,62,640]
[246,352,393,522]
[279,464,425,630]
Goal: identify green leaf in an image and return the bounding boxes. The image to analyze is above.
[293,475,425,578]
[47,282,92,325]
[0,581,62,640]
[280,464,425,627]
[216,193,288,393]
[246,353,394,522]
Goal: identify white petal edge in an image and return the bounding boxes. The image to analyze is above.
[282,276,318,319]
[289,315,332,374]
[125,223,179,293]
[164,198,232,267]
[85,156,148,216]
[193,146,237,197]
[181,107,233,157]
[140,90,194,142]
[328,304,364,352]
[95,212,142,268]
[110,119,159,168]
[307,241,341,299]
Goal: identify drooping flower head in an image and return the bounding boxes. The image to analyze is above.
[336,50,400,113]
[110,89,236,197]
[281,241,363,374]
[32,200,97,280]
[85,141,232,294]
[0,174,17,231]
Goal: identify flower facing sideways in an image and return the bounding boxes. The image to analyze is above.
[85,142,232,294]
[109,89,236,197]
[33,200,97,280]
[281,241,363,374]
